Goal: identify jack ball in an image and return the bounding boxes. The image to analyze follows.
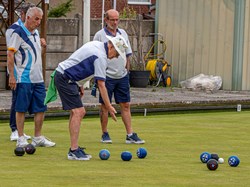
[218,158,224,164]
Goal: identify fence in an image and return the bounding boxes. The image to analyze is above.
[0,16,155,89]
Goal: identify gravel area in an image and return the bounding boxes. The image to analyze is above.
[1,87,250,117]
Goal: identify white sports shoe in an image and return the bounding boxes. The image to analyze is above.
[24,133,31,140]
[31,136,56,147]
[10,130,31,141]
[10,130,18,141]
[16,136,29,147]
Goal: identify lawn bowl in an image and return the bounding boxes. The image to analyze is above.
[211,153,219,161]
[14,147,25,156]
[121,151,132,161]
[99,149,110,160]
[200,152,211,163]
[25,144,36,155]
[228,156,240,167]
[136,147,147,159]
[207,159,218,171]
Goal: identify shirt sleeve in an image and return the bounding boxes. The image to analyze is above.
[93,32,101,41]
[93,57,107,81]
[5,29,12,47]
[7,32,21,52]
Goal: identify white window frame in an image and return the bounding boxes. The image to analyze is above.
[128,0,151,5]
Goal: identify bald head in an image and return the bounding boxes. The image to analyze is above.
[105,9,119,32]
[105,9,119,19]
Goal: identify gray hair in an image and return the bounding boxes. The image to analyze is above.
[26,7,43,19]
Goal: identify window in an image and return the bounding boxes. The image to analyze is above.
[128,0,151,5]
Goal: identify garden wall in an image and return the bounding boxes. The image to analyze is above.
[0,16,155,89]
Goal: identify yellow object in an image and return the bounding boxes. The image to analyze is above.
[146,59,158,80]
[144,37,172,86]
[162,64,167,72]
[166,76,171,86]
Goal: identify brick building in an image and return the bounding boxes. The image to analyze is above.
[47,0,156,19]
[90,0,156,18]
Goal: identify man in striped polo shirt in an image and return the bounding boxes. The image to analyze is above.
[7,7,55,148]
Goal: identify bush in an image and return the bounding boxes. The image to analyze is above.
[119,6,137,19]
[48,0,74,18]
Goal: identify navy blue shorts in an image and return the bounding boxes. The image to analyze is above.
[15,83,47,114]
[99,74,130,104]
[54,71,83,110]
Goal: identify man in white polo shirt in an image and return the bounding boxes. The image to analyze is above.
[51,35,129,161]
[93,9,145,144]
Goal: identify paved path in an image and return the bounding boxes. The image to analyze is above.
[1,87,250,118]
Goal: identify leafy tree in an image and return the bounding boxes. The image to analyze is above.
[48,0,74,18]
[119,6,137,19]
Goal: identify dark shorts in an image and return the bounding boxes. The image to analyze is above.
[99,74,130,104]
[54,71,83,110]
[15,83,47,114]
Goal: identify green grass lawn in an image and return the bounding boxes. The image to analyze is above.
[0,111,250,187]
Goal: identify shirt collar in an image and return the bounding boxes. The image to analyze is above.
[17,18,24,26]
[20,23,32,36]
[104,27,122,37]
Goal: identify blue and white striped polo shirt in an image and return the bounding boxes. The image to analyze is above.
[6,19,24,77]
[6,18,23,47]
[56,41,109,82]
[7,23,43,83]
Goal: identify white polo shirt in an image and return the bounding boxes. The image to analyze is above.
[56,41,109,82]
[93,27,132,79]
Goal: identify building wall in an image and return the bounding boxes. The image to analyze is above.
[158,0,250,91]
[158,0,235,90]
[30,0,155,18]
[0,17,154,89]
[0,1,156,89]
[90,0,155,18]
[44,17,154,87]
[242,0,250,90]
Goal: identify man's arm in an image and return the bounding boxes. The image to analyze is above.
[7,50,16,90]
[40,38,47,55]
[97,79,117,121]
[126,56,130,71]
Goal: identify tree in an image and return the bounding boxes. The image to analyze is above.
[48,0,74,18]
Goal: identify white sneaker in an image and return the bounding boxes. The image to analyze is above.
[31,136,56,147]
[10,130,18,141]
[24,133,31,140]
[10,130,31,141]
[16,136,29,147]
